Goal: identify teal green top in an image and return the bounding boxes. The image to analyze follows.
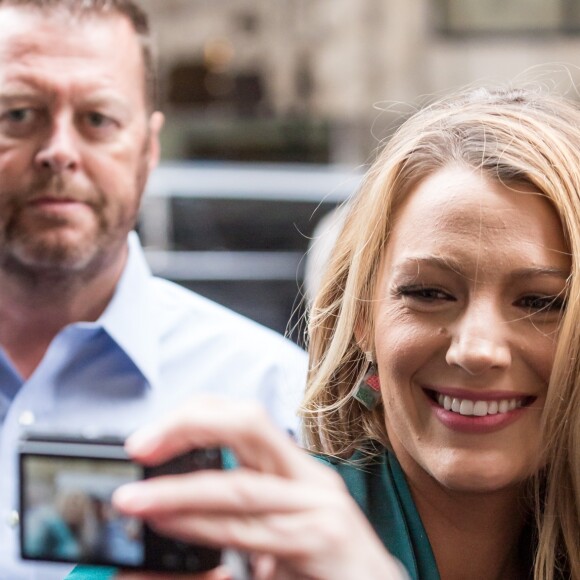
[67,449,438,580]
[318,449,440,580]
[66,566,115,579]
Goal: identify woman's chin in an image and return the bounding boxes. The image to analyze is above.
[432,462,533,495]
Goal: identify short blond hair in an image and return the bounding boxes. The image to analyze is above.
[303,87,580,579]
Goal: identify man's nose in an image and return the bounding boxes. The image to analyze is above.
[34,114,80,173]
[445,303,511,375]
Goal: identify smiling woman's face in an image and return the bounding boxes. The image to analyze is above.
[372,165,570,493]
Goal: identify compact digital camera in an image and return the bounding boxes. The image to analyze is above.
[18,432,223,573]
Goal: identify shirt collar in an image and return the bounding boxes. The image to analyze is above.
[97,231,160,388]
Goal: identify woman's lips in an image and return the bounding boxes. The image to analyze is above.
[423,387,537,434]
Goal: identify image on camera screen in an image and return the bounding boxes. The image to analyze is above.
[21,455,144,566]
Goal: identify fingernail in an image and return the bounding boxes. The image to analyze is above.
[125,428,160,456]
[113,482,151,512]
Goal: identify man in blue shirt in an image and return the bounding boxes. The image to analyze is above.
[0,1,307,577]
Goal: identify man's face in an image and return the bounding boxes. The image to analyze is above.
[0,7,163,276]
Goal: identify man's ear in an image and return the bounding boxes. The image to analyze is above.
[146,111,165,172]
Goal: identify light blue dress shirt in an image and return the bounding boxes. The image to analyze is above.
[0,232,308,579]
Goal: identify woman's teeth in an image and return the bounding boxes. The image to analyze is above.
[436,394,523,416]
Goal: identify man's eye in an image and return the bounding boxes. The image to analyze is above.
[4,108,35,123]
[0,108,41,137]
[85,112,115,129]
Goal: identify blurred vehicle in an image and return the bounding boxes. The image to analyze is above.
[138,161,362,343]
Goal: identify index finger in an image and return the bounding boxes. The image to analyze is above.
[124,397,333,484]
[115,565,232,580]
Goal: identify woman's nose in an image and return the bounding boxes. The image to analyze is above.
[445,305,511,375]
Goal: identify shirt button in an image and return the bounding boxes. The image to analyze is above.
[6,510,19,528]
[18,411,35,426]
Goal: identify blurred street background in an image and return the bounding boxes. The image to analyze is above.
[138,0,580,342]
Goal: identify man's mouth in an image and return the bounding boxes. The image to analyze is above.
[29,197,83,205]
[425,389,536,417]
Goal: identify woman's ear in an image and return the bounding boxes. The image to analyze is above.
[354,315,373,361]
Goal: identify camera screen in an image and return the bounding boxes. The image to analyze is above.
[21,454,144,567]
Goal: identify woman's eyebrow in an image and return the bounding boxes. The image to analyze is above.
[393,259,570,282]
[509,266,570,281]
[394,256,465,276]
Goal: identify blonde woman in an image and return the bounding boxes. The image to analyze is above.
[71,87,578,580]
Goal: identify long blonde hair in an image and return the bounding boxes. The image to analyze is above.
[303,86,580,579]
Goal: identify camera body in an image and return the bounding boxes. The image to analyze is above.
[18,432,222,573]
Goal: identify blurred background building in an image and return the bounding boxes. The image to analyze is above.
[141,0,580,165]
[138,0,580,341]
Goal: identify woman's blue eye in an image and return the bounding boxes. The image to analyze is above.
[396,286,454,302]
[519,295,566,312]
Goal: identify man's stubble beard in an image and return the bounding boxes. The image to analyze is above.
[2,176,107,273]
[0,154,150,288]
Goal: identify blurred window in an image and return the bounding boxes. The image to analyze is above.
[171,198,336,252]
[436,0,580,35]
[139,162,361,340]
[168,60,266,115]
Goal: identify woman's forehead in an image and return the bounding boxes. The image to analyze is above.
[383,165,569,270]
